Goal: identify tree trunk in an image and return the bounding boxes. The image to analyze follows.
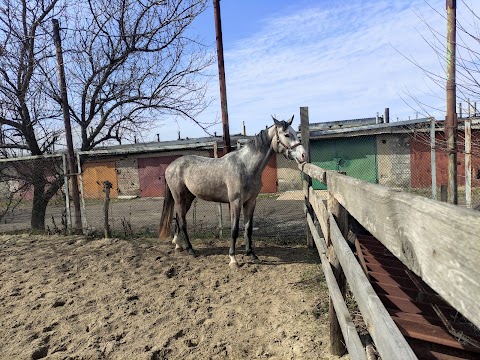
[29,160,63,232]
[31,177,48,231]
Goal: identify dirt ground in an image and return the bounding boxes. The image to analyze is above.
[0,233,344,360]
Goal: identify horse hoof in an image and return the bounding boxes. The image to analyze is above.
[175,246,184,252]
[250,255,260,264]
[187,248,196,257]
[229,255,239,269]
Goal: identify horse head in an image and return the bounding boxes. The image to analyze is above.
[271,115,306,164]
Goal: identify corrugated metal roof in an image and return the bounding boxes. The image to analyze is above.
[310,117,480,139]
[310,118,432,138]
[77,134,252,156]
[310,117,379,130]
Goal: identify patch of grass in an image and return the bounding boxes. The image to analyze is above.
[256,193,279,199]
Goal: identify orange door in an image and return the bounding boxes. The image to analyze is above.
[82,161,118,199]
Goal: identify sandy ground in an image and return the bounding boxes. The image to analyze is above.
[0,234,343,360]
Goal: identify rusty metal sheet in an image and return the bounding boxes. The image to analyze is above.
[356,234,480,359]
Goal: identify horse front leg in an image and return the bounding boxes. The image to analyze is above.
[229,199,241,269]
[243,198,259,262]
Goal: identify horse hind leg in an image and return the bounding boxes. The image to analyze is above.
[174,193,196,257]
[228,199,242,269]
[243,198,259,262]
[172,215,183,252]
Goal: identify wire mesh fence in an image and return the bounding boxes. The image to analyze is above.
[0,119,479,237]
[0,155,69,234]
[310,118,480,209]
[76,146,306,243]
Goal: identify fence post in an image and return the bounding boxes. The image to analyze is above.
[61,153,72,230]
[430,118,437,200]
[214,141,223,238]
[52,19,83,234]
[300,107,313,248]
[327,190,348,356]
[466,100,472,208]
[76,153,88,233]
[440,184,448,202]
[103,180,112,239]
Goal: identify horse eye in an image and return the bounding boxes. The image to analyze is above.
[284,133,290,138]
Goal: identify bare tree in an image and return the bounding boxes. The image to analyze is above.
[50,0,215,151]
[399,1,480,117]
[0,0,65,230]
[0,0,214,230]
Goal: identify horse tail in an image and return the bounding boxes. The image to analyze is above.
[159,181,174,240]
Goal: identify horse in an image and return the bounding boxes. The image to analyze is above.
[158,115,306,268]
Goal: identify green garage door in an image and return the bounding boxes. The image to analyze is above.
[310,136,378,190]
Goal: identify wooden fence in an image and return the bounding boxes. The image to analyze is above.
[299,160,480,359]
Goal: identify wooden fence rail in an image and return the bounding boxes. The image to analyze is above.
[299,162,480,359]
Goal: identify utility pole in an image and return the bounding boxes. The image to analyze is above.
[52,19,83,233]
[445,0,458,204]
[213,0,231,155]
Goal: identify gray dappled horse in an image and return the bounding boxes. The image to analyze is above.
[159,116,306,268]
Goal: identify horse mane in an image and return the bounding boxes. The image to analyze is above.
[248,128,271,152]
[244,121,289,152]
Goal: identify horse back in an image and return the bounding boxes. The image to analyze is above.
[165,155,235,202]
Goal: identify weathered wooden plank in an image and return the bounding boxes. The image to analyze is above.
[308,186,329,244]
[300,108,314,248]
[302,179,314,247]
[306,214,367,360]
[329,214,417,360]
[327,191,348,355]
[328,171,480,329]
[299,162,327,184]
[306,213,326,254]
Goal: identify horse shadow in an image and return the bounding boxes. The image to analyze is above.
[190,241,320,266]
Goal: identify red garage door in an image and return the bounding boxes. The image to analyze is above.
[138,156,179,197]
[261,155,277,193]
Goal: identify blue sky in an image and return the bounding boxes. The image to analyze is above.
[155,0,479,141]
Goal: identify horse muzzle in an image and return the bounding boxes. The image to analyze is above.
[288,145,306,164]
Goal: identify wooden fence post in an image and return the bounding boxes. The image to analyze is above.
[214,141,223,238]
[465,116,472,208]
[430,118,437,200]
[327,190,349,356]
[440,184,448,202]
[300,107,313,248]
[103,180,113,239]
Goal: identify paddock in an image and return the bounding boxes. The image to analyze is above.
[0,234,341,359]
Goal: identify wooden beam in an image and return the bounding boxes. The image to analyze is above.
[308,186,329,244]
[299,162,327,184]
[302,180,314,248]
[327,191,348,356]
[306,214,367,360]
[300,107,313,248]
[306,212,326,254]
[329,214,417,360]
[328,171,480,329]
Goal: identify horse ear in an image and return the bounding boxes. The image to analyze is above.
[271,115,280,125]
[287,115,294,126]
